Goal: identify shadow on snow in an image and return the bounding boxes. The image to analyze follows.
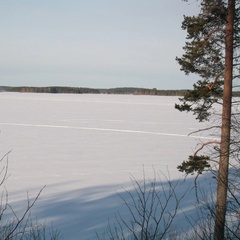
[7,172,218,240]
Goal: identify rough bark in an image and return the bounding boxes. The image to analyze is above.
[214,0,235,239]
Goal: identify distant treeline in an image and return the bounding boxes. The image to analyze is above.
[1,86,240,97]
[101,87,189,96]
[0,86,100,94]
[0,86,189,96]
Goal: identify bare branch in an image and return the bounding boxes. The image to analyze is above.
[193,141,220,163]
[4,186,46,240]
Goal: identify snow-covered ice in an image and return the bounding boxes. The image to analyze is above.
[0,92,215,239]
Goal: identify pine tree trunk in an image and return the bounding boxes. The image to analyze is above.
[214,1,235,239]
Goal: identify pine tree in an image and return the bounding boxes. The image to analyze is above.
[176,0,239,239]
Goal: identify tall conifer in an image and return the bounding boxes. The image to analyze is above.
[176,1,238,238]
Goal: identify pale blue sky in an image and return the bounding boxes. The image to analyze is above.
[0,0,199,89]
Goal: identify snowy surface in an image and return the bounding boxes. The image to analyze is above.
[0,93,215,239]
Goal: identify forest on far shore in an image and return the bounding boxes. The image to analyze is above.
[1,86,240,97]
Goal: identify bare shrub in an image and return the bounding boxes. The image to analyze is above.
[97,170,187,240]
[0,151,61,240]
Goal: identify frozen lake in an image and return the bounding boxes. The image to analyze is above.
[0,92,211,239]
